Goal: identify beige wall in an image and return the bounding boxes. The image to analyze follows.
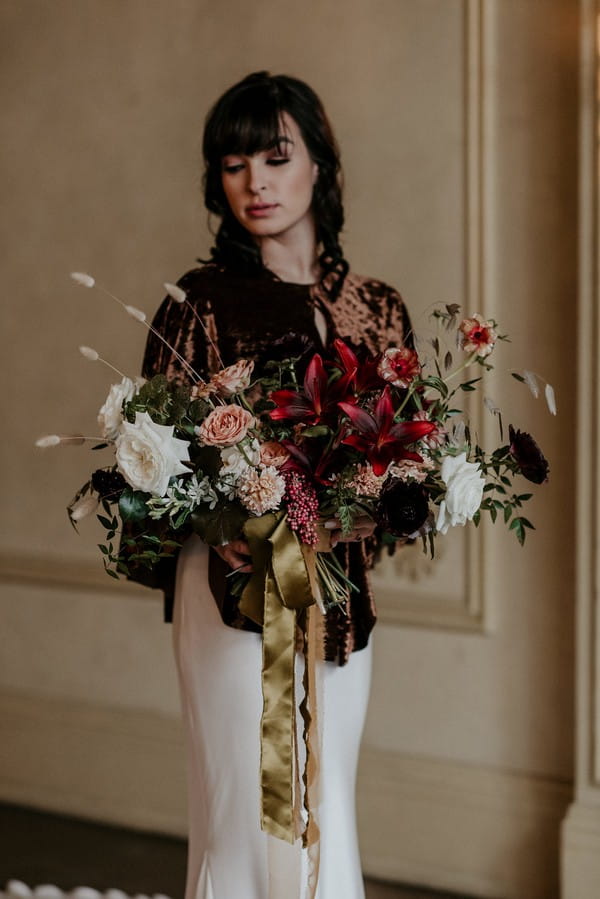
[0,2,579,897]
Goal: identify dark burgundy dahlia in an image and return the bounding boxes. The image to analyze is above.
[508,425,549,485]
[375,477,430,538]
[91,467,128,499]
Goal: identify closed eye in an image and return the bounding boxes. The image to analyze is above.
[222,162,245,174]
[267,157,290,166]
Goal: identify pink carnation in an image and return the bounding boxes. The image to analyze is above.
[458,314,497,358]
[347,464,386,497]
[237,466,285,516]
[377,347,421,388]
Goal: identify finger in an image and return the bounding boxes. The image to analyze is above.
[215,545,253,573]
[228,539,251,554]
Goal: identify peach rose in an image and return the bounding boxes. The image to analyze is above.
[259,441,290,468]
[195,404,255,447]
[210,359,254,397]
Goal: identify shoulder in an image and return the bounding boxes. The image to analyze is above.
[327,270,412,351]
[342,271,404,305]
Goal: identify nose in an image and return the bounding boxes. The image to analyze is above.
[246,160,266,195]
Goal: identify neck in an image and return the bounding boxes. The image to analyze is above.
[257,219,319,285]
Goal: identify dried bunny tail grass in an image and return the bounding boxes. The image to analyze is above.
[35,434,62,447]
[164,282,187,304]
[70,272,95,287]
[125,304,147,322]
[522,370,540,399]
[545,382,557,415]
[78,345,126,378]
[70,270,204,384]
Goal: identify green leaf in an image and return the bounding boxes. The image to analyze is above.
[104,567,119,579]
[503,505,512,524]
[511,372,526,383]
[97,514,113,529]
[302,425,331,438]
[191,501,248,546]
[118,488,150,523]
[98,544,109,555]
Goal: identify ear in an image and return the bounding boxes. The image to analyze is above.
[312,163,319,185]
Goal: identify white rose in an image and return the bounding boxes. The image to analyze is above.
[219,439,260,480]
[98,376,145,440]
[436,452,485,535]
[115,411,190,496]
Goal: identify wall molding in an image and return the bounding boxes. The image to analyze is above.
[0,685,571,899]
[358,745,570,899]
[374,0,493,635]
[0,686,187,837]
[0,551,145,596]
[561,3,600,896]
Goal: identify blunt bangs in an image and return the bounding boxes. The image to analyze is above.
[205,86,288,162]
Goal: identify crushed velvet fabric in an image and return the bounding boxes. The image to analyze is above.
[131,263,411,666]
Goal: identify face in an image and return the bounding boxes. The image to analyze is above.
[220,112,318,243]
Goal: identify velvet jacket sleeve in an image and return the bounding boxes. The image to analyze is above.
[123,269,210,621]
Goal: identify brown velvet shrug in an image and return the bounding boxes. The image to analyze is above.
[132,262,411,666]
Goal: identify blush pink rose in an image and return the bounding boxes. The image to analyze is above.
[458,314,497,358]
[259,441,290,468]
[377,347,421,388]
[210,359,254,397]
[196,404,255,447]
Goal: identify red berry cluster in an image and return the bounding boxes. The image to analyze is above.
[283,470,320,547]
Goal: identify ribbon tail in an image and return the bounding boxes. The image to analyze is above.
[260,562,298,844]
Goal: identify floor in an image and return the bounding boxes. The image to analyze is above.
[0,803,474,899]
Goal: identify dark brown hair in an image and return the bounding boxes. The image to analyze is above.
[202,71,348,296]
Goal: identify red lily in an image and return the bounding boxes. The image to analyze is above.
[338,386,436,475]
[269,352,356,425]
[332,338,384,393]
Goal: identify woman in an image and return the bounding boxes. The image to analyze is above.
[138,71,412,899]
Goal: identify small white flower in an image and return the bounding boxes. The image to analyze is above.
[98,376,145,440]
[115,411,190,496]
[219,439,260,480]
[436,452,485,535]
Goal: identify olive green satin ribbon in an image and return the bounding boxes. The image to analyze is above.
[240,513,317,845]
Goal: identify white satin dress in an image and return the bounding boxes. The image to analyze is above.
[172,535,373,899]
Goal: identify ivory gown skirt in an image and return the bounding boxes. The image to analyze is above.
[172,535,373,899]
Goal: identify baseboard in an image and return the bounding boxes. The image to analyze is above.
[357,746,572,899]
[0,687,187,837]
[0,687,573,898]
[561,801,600,899]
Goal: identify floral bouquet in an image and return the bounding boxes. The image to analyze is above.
[36,272,553,845]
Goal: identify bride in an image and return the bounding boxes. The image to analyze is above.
[134,71,413,899]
